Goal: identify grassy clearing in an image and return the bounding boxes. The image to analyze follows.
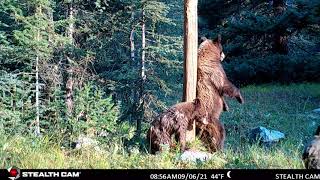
[1,83,319,169]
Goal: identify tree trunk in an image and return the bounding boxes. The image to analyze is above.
[141,10,146,82]
[11,85,16,111]
[137,9,146,136]
[130,12,135,62]
[66,3,75,117]
[48,7,54,46]
[183,0,198,142]
[273,0,288,54]
[68,5,75,43]
[35,29,41,136]
[65,64,73,117]
[130,11,137,123]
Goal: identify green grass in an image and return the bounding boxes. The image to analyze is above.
[1,83,319,169]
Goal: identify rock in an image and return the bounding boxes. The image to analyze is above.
[180,150,212,163]
[73,134,101,151]
[98,130,109,137]
[312,108,320,114]
[249,126,285,145]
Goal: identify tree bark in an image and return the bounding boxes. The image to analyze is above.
[66,3,75,117]
[130,12,135,62]
[35,25,41,136]
[273,0,288,54]
[183,0,198,142]
[137,9,146,136]
[141,10,146,82]
[68,5,75,44]
[130,11,138,124]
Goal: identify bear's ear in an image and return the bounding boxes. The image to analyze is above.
[200,36,207,42]
[214,34,222,43]
[199,36,208,44]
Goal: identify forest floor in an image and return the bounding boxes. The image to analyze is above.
[1,83,320,169]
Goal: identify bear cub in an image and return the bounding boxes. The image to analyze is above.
[147,98,208,154]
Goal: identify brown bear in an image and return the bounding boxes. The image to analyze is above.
[196,35,244,152]
[302,126,320,169]
[147,98,208,154]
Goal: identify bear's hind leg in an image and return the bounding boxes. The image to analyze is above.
[177,130,187,152]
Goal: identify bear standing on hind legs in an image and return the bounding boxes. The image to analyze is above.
[196,35,244,152]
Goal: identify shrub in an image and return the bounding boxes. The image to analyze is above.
[70,83,119,139]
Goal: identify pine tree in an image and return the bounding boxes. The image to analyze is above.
[199,0,320,84]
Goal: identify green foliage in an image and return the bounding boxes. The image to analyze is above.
[224,53,320,85]
[199,0,320,85]
[0,71,34,135]
[70,83,119,137]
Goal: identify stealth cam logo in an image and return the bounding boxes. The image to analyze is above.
[7,166,20,180]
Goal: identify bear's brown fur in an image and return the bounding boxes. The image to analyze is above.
[196,116,225,152]
[147,99,208,154]
[302,126,320,169]
[196,35,244,152]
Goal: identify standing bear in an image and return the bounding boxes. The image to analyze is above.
[147,98,208,154]
[196,35,244,152]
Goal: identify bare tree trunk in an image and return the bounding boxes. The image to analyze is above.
[183,0,198,142]
[130,11,137,123]
[65,66,73,116]
[68,5,75,44]
[273,0,288,54]
[130,12,135,62]
[137,9,146,136]
[48,7,54,46]
[141,10,146,82]
[66,3,75,117]
[35,29,41,136]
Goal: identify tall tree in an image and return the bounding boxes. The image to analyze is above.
[65,2,75,117]
[5,0,55,134]
[130,11,136,63]
[137,7,146,135]
[35,25,41,136]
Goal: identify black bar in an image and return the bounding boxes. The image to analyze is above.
[2,169,320,180]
